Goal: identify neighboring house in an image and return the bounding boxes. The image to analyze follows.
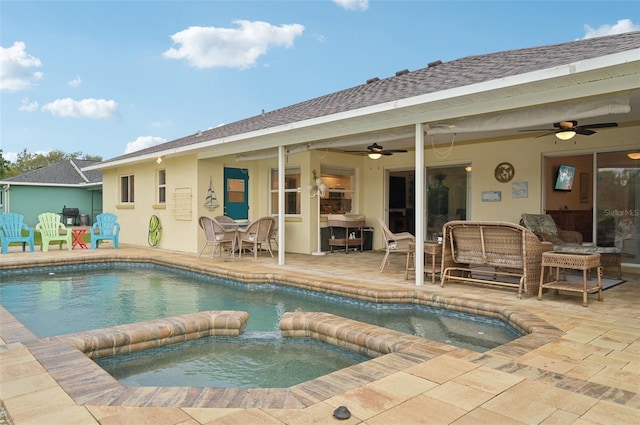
[0,159,103,227]
[85,32,640,268]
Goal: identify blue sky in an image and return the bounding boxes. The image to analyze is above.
[1,1,638,163]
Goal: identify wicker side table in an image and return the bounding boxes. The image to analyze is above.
[539,251,603,307]
[406,242,441,283]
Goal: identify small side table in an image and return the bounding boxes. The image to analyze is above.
[539,251,602,307]
[406,242,442,283]
[71,227,88,249]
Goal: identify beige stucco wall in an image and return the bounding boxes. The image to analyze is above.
[101,125,638,255]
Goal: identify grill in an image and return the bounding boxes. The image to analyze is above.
[62,207,79,226]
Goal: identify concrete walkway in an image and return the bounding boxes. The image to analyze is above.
[0,245,638,424]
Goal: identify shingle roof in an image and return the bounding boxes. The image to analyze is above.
[2,159,102,185]
[102,31,640,164]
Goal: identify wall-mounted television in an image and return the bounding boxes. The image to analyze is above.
[554,164,576,191]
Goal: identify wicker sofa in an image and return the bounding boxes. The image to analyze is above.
[440,221,554,298]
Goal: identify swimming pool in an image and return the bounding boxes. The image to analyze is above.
[0,262,519,352]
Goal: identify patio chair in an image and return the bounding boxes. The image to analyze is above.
[91,213,120,249]
[267,216,278,252]
[377,217,415,272]
[0,212,35,254]
[214,215,239,231]
[520,213,583,245]
[199,216,237,258]
[35,212,72,252]
[237,216,274,258]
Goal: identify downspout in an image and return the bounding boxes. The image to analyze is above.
[2,184,10,213]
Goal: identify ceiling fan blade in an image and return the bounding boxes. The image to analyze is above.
[575,128,596,136]
[580,122,618,129]
[519,128,556,132]
[534,131,556,138]
[384,149,408,153]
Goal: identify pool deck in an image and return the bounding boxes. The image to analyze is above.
[1,245,639,424]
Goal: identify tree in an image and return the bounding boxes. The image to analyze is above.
[0,149,11,179]
[1,149,102,178]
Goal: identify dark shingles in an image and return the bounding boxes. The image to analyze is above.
[2,159,102,185]
[100,32,640,164]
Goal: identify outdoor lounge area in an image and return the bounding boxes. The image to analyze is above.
[0,244,638,424]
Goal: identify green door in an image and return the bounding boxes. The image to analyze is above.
[223,167,249,220]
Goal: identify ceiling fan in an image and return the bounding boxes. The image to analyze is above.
[521,120,618,140]
[347,143,408,159]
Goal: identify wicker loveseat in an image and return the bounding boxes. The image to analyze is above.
[440,221,554,298]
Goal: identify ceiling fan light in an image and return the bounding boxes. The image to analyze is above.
[555,130,576,141]
[628,152,640,160]
[368,152,382,160]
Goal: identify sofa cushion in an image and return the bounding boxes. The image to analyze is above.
[521,213,559,236]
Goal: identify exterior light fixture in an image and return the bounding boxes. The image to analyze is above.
[156,157,163,164]
[368,152,382,160]
[464,166,472,172]
[555,130,576,141]
[306,170,328,256]
[628,152,640,160]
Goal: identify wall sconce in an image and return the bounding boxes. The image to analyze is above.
[555,130,576,141]
[368,152,382,160]
[156,156,164,164]
[628,152,640,160]
[464,166,472,172]
[306,170,327,256]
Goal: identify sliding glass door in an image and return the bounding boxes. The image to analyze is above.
[596,150,639,265]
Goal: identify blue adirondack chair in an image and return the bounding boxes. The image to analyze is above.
[0,212,35,254]
[91,213,120,249]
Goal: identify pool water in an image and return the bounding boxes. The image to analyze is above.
[96,333,369,388]
[0,263,519,352]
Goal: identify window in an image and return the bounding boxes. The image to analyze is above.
[157,169,166,204]
[270,167,301,215]
[319,166,355,214]
[120,174,135,203]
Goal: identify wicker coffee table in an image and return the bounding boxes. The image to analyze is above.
[539,251,603,307]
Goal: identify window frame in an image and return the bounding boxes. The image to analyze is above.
[120,174,135,204]
[157,169,166,204]
[270,166,301,216]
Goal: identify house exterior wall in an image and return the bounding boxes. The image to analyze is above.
[98,126,637,254]
[1,185,102,227]
[103,155,200,252]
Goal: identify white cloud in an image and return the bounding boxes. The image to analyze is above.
[19,97,38,112]
[0,41,44,91]
[333,0,369,11]
[124,136,167,154]
[163,20,305,69]
[68,75,82,87]
[583,19,639,38]
[41,98,119,119]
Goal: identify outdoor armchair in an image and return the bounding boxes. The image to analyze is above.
[91,213,120,249]
[35,212,72,252]
[377,217,415,272]
[237,216,274,258]
[0,212,35,254]
[520,213,583,245]
[199,216,237,258]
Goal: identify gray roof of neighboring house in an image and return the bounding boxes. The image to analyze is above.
[1,159,102,185]
[101,31,640,165]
